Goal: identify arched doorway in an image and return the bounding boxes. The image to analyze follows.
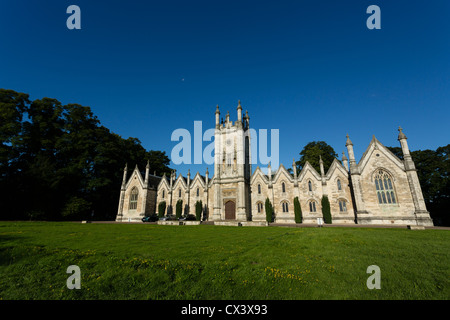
[225,200,236,220]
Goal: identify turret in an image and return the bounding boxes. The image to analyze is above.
[345,134,357,168]
[237,100,242,124]
[121,163,128,188]
[342,152,349,172]
[215,105,220,128]
[144,160,150,186]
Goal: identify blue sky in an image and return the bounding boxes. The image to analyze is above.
[1,0,449,176]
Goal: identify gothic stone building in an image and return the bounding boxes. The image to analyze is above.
[116,103,433,226]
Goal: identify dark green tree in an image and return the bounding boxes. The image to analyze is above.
[296,141,338,174]
[265,197,273,223]
[158,201,166,218]
[321,195,332,224]
[195,200,203,221]
[176,199,183,219]
[294,196,302,223]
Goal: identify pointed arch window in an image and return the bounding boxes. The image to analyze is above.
[258,184,261,194]
[308,181,313,192]
[162,190,165,199]
[309,201,317,213]
[178,189,181,198]
[337,179,342,191]
[196,187,199,197]
[375,170,397,204]
[257,202,263,213]
[129,187,139,210]
[339,200,347,212]
[282,182,286,193]
[282,202,289,213]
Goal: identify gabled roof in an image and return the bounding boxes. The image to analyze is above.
[250,166,270,184]
[357,136,405,173]
[125,165,145,190]
[298,161,322,181]
[272,164,295,183]
[325,158,348,180]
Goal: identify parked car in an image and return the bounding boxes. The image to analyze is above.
[159,214,177,221]
[142,214,159,222]
[179,214,197,221]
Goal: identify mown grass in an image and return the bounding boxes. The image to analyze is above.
[0,222,448,300]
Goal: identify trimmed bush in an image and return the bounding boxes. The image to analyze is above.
[158,201,166,218]
[265,198,273,223]
[195,200,202,221]
[321,195,332,224]
[176,199,183,219]
[294,196,302,223]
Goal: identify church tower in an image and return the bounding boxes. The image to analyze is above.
[212,101,252,221]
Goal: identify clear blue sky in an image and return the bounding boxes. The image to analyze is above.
[1,0,449,176]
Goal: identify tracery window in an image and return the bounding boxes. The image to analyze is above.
[129,187,138,210]
[374,170,397,204]
[282,202,289,213]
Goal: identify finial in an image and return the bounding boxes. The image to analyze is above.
[319,155,323,163]
[205,167,209,174]
[146,160,149,168]
[345,134,353,146]
[216,105,220,113]
[237,100,242,109]
[398,126,407,140]
[342,151,348,160]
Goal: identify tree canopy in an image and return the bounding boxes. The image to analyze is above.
[295,141,338,174]
[387,146,449,226]
[0,89,172,221]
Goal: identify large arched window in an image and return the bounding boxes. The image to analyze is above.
[374,170,397,204]
[129,187,138,210]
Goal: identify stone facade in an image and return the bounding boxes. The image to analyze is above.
[116,105,434,227]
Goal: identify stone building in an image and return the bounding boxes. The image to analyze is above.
[116,103,433,226]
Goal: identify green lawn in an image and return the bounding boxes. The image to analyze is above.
[0,221,448,300]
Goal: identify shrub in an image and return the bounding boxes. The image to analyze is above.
[195,200,202,221]
[176,199,183,219]
[294,197,302,223]
[158,201,166,218]
[321,195,332,224]
[265,198,273,223]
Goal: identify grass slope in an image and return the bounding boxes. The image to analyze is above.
[0,222,448,300]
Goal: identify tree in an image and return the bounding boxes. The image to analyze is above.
[195,200,203,221]
[296,141,338,174]
[294,197,302,223]
[176,199,183,219]
[321,195,332,224]
[0,89,172,221]
[265,197,273,223]
[158,201,166,218]
[388,145,450,226]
